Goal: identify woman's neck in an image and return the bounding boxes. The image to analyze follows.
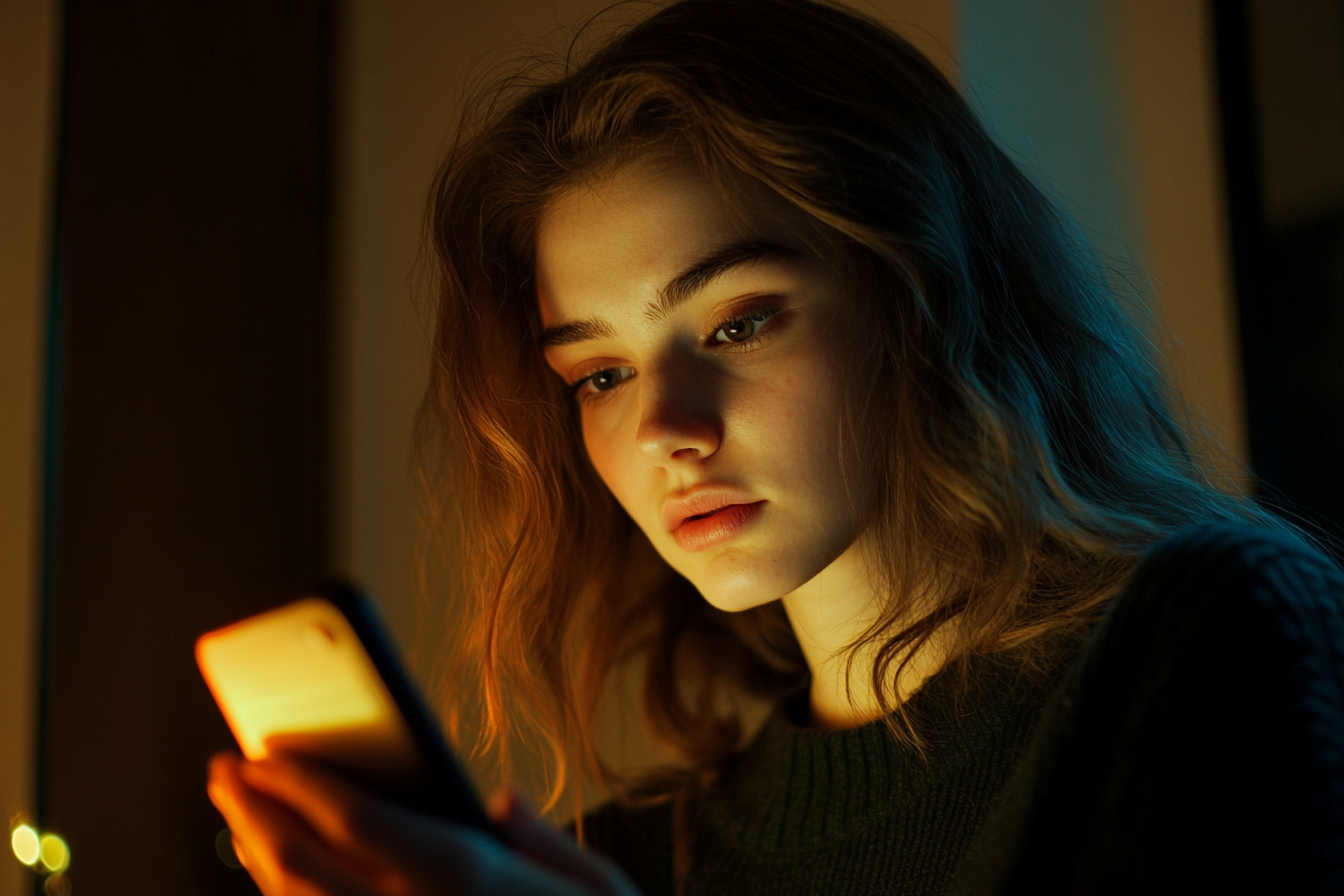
[781,541,946,730]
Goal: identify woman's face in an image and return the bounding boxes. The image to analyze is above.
[536,158,875,612]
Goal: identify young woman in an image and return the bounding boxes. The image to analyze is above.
[208,1,1344,894]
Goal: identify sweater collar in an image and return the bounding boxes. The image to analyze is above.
[700,654,1060,851]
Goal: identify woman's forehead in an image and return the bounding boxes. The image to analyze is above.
[535,157,829,321]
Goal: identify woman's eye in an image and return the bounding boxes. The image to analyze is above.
[574,365,635,397]
[712,309,777,345]
[589,367,632,391]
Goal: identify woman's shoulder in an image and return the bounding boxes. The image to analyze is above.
[954,518,1344,894]
[1134,518,1341,590]
[1101,519,1344,674]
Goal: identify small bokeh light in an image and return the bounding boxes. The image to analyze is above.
[11,821,71,889]
[38,834,70,874]
[11,824,40,866]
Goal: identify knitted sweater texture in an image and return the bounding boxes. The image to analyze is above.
[584,651,1070,896]
[582,523,1344,895]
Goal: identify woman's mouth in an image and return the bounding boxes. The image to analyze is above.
[672,501,767,552]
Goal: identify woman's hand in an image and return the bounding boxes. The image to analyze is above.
[207,752,640,896]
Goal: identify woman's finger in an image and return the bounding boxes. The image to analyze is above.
[237,755,426,868]
[224,753,637,896]
[239,753,522,895]
[208,752,381,896]
[238,756,529,890]
[236,761,600,895]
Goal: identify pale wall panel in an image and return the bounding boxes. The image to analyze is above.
[1115,0,1247,463]
[958,0,1245,464]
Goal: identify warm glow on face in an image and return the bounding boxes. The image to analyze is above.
[536,159,876,612]
[10,824,39,866]
[38,835,69,874]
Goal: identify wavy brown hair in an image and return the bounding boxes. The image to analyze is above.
[420,0,1282,828]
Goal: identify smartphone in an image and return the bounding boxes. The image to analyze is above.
[196,583,495,836]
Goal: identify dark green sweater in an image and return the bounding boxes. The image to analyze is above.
[583,651,1071,896]
[583,523,1344,895]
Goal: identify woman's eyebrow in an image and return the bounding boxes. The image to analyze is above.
[538,239,805,348]
[539,318,616,348]
[652,239,806,319]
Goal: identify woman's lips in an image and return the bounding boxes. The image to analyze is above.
[671,501,767,552]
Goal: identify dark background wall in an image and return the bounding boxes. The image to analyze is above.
[23,0,1344,893]
[40,2,334,892]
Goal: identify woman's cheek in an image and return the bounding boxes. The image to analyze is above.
[582,406,643,517]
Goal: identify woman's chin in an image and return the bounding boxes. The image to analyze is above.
[676,534,869,614]
[696,587,779,614]
[682,561,804,614]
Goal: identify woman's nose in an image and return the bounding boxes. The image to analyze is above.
[635,372,722,463]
